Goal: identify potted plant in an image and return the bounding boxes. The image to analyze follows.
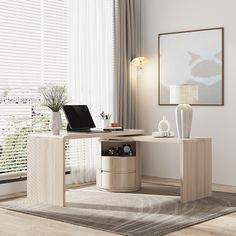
[41,86,69,135]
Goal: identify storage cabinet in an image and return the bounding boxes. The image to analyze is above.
[97,140,141,192]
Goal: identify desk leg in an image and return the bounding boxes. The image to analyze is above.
[180,139,212,203]
[27,136,65,206]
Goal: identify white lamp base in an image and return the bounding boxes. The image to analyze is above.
[176,104,192,138]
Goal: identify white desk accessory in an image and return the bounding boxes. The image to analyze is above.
[152,116,174,138]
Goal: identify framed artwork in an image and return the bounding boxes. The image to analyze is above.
[158,27,224,105]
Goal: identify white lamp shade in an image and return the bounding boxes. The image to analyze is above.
[170,84,198,104]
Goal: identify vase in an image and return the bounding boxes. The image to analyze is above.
[50,112,62,135]
[176,104,192,138]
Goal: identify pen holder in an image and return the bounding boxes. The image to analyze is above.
[103,119,110,129]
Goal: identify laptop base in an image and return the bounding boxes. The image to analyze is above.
[67,125,110,133]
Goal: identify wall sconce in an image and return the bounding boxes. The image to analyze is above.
[131,57,148,69]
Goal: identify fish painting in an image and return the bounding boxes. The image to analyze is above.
[188,51,222,86]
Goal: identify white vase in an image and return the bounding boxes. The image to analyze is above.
[50,112,62,135]
[176,104,192,139]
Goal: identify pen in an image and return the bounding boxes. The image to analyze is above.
[100,111,111,120]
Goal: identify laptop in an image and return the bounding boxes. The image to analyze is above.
[63,105,110,133]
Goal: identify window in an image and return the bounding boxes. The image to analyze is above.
[0,0,114,184]
[0,0,69,178]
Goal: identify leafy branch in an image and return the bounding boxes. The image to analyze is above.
[40,86,70,112]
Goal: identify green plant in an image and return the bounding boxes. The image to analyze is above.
[41,86,70,112]
[0,115,50,174]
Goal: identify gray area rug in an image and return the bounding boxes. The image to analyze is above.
[1,183,236,236]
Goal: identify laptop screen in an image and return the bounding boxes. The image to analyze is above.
[63,105,96,130]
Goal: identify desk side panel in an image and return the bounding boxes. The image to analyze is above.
[27,136,65,206]
[180,139,212,203]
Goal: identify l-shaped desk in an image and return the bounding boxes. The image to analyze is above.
[27,129,212,207]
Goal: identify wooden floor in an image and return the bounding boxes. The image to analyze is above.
[0,207,236,236]
[1,177,236,236]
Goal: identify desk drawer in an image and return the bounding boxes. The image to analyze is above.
[101,172,136,189]
[101,156,136,173]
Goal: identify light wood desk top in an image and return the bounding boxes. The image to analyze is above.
[28,129,144,140]
[106,135,211,143]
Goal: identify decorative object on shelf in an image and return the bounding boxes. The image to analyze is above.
[100,111,111,129]
[152,116,174,138]
[117,146,123,156]
[107,147,117,156]
[170,84,198,138]
[41,86,69,135]
[131,57,148,70]
[122,144,133,156]
[158,116,170,132]
[158,27,224,105]
[102,144,134,156]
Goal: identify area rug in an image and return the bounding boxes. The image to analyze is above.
[1,183,236,236]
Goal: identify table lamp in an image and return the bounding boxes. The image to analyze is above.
[170,84,198,138]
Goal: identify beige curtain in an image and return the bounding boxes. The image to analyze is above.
[113,0,140,129]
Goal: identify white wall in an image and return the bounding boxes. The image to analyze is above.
[138,0,236,186]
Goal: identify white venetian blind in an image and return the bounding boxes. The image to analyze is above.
[43,0,68,85]
[0,0,69,178]
[0,0,41,91]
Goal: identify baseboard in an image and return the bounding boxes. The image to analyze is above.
[0,180,27,197]
[66,181,96,189]
[142,175,236,194]
[0,181,96,201]
[1,177,236,201]
[0,191,26,201]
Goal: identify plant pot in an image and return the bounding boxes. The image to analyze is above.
[50,112,62,135]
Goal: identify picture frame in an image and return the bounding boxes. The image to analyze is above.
[158,27,224,106]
